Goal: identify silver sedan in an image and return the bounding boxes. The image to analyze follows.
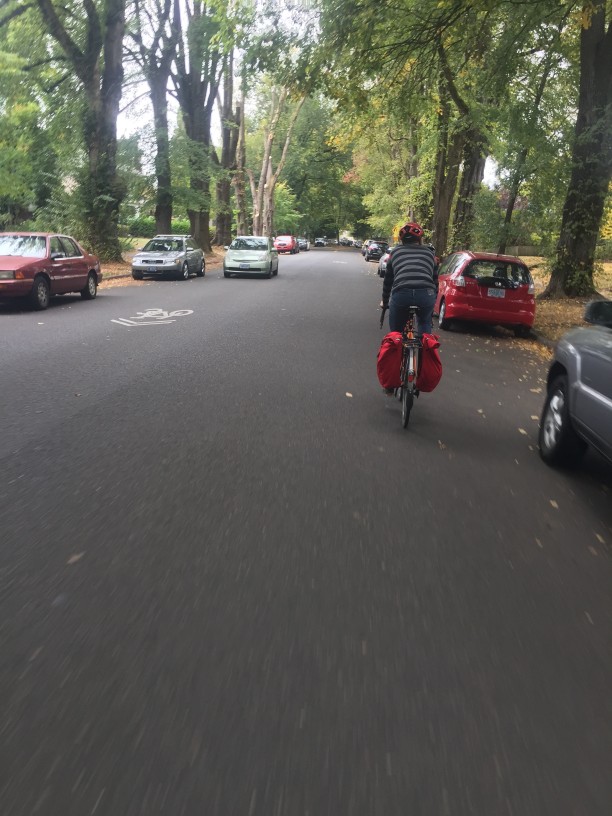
[132,235,205,281]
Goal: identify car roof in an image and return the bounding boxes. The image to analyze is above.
[456,250,524,263]
[234,235,268,239]
[154,234,191,239]
[0,232,52,237]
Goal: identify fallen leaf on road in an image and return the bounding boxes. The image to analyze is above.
[438,440,447,450]
[536,538,543,548]
[595,533,605,544]
[550,500,559,509]
[345,392,353,398]
[530,415,538,420]
[67,553,85,565]
[530,387,542,393]
[518,428,528,435]
[588,546,598,556]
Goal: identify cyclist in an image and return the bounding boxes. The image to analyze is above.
[380,222,438,335]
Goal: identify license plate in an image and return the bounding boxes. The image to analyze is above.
[487,288,505,298]
[239,263,250,269]
[147,267,158,273]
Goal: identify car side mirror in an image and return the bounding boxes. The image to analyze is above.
[50,252,65,260]
[584,299,612,328]
[223,246,229,251]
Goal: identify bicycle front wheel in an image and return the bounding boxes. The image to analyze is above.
[401,385,414,428]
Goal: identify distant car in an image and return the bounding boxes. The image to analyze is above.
[361,238,386,257]
[132,235,204,280]
[314,238,326,247]
[378,245,399,276]
[434,251,535,337]
[274,235,298,254]
[365,241,389,262]
[297,237,310,251]
[539,300,612,468]
[0,232,101,310]
[354,240,363,249]
[223,236,278,278]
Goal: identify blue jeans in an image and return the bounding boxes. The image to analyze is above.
[389,287,437,335]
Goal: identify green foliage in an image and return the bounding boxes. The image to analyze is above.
[273,182,300,234]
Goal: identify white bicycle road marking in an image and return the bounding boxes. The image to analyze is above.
[111,308,193,327]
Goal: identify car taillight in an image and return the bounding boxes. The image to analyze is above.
[454,275,466,287]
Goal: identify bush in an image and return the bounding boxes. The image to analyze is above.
[127,216,156,237]
[171,218,191,234]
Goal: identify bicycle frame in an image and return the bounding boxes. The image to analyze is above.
[399,307,421,427]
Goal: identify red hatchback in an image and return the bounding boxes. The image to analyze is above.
[434,251,535,337]
[274,235,299,254]
[0,232,102,310]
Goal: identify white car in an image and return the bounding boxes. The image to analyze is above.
[223,236,279,278]
[297,237,310,251]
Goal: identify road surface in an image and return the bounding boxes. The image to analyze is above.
[1,248,611,815]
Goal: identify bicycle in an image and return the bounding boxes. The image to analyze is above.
[380,305,421,428]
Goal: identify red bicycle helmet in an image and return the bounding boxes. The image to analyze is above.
[399,222,424,241]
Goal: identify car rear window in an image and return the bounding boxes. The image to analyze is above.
[465,260,532,284]
[230,238,268,250]
[0,235,46,258]
[144,239,184,252]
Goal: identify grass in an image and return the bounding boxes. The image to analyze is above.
[520,256,612,343]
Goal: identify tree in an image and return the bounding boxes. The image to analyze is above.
[543,1,612,297]
[212,50,240,245]
[36,0,127,260]
[127,0,179,234]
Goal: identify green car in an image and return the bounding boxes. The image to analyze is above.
[223,236,279,278]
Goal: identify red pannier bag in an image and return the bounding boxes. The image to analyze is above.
[377,331,402,390]
[417,333,442,392]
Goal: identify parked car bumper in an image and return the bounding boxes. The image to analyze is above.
[132,262,183,277]
[224,262,271,275]
[0,278,34,298]
[443,298,535,326]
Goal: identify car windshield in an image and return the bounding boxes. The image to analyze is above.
[465,260,532,284]
[0,235,46,258]
[143,239,184,252]
[230,238,268,250]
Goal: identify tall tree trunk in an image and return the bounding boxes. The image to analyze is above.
[452,129,487,249]
[37,0,126,261]
[233,98,248,235]
[252,88,287,235]
[542,1,612,298]
[428,77,464,255]
[214,52,239,246]
[131,0,179,237]
[172,0,223,252]
[150,77,172,234]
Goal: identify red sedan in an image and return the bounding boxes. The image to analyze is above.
[434,251,535,337]
[0,232,102,310]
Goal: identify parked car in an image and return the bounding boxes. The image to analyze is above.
[274,235,299,254]
[0,232,101,310]
[131,235,204,281]
[223,236,279,278]
[378,245,399,276]
[434,251,535,337]
[539,300,612,468]
[365,241,389,262]
[314,238,326,247]
[361,238,387,257]
[354,240,363,249]
[297,237,310,251]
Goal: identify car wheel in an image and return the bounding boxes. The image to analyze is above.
[81,271,98,300]
[29,275,50,311]
[438,299,451,330]
[196,258,205,277]
[132,271,143,280]
[179,262,190,280]
[539,375,587,467]
[514,324,531,338]
[266,264,273,278]
[224,272,230,278]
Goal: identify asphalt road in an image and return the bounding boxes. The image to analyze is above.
[1,248,611,816]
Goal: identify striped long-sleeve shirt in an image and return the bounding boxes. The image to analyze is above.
[382,243,438,307]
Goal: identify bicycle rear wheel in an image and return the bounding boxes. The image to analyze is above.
[401,385,414,428]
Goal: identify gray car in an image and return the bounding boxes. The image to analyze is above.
[132,235,204,280]
[539,300,612,467]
